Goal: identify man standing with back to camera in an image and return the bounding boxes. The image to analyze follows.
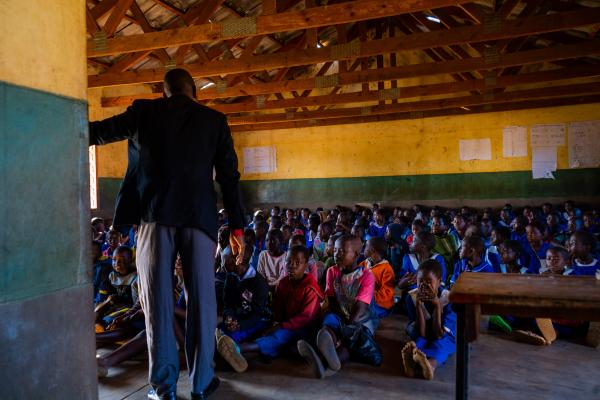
[89,68,245,400]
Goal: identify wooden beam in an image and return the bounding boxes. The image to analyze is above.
[230,94,600,132]
[150,0,184,16]
[86,7,101,34]
[100,39,600,105]
[103,0,135,36]
[225,81,600,125]
[87,0,470,57]
[89,8,600,87]
[205,64,600,113]
[89,0,119,20]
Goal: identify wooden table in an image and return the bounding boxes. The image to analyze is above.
[449,272,600,400]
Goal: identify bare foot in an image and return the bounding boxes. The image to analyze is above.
[217,335,248,373]
[401,341,417,378]
[412,348,434,380]
[535,318,557,344]
[513,330,548,346]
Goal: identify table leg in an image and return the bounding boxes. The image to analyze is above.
[456,304,469,400]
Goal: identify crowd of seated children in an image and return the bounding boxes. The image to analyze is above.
[216,245,324,374]
[91,200,599,382]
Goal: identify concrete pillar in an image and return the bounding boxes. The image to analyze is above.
[0,1,97,398]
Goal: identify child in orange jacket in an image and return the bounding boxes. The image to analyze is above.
[360,237,395,317]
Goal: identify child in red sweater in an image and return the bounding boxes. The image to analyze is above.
[217,245,323,373]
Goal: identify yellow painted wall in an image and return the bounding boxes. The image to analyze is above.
[88,86,154,178]
[235,103,600,180]
[0,0,87,100]
[90,97,600,180]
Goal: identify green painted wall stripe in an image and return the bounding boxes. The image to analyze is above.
[0,81,89,303]
[98,168,600,213]
[240,169,600,205]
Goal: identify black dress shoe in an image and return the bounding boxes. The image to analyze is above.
[148,388,177,400]
[191,377,220,399]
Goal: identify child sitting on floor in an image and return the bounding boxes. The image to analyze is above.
[543,246,570,275]
[498,240,526,274]
[95,246,138,328]
[485,226,511,273]
[92,240,112,300]
[566,231,599,276]
[220,250,271,344]
[257,229,287,288]
[313,221,334,263]
[301,235,381,377]
[450,236,494,286]
[216,245,324,373]
[367,209,388,239]
[243,228,260,271]
[360,237,395,318]
[402,259,456,380]
[431,216,460,281]
[102,229,122,257]
[400,231,447,290]
[289,233,322,281]
[526,221,552,273]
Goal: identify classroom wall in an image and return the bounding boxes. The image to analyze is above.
[0,1,97,398]
[93,100,600,213]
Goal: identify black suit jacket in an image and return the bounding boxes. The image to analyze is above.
[89,95,245,241]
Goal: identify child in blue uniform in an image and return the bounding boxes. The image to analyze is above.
[485,226,510,272]
[95,246,139,328]
[367,209,388,239]
[526,221,552,273]
[399,231,446,290]
[450,236,494,286]
[402,259,456,380]
[566,231,599,276]
[498,240,528,274]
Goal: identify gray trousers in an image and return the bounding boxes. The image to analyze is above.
[136,222,217,395]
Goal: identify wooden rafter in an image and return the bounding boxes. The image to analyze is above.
[87,0,470,57]
[90,8,600,88]
[225,81,600,125]
[101,39,600,106]
[103,0,135,36]
[230,94,600,132]
[204,65,600,113]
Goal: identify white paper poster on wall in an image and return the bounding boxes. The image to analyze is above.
[532,146,557,179]
[459,138,492,161]
[568,121,600,168]
[243,146,277,174]
[502,126,528,157]
[530,124,566,147]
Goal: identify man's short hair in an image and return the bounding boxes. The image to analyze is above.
[164,68,196,97]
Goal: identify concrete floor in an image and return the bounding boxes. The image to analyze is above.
[98,315,600,400]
